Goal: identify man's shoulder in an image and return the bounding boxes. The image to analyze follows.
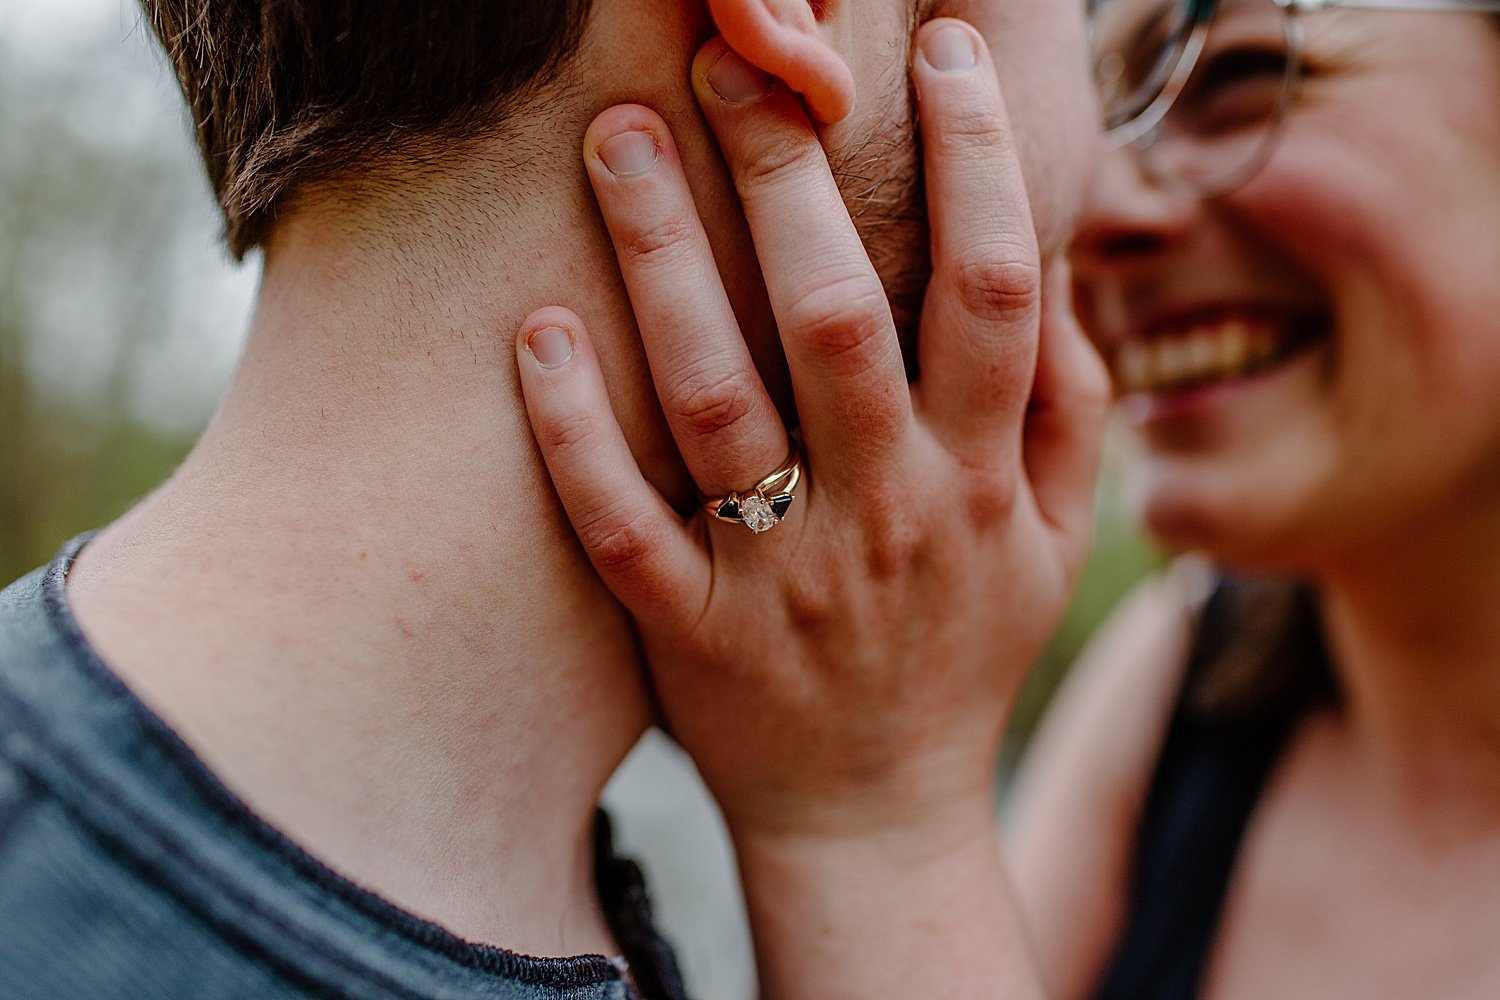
[0,539,114,794]
[0,534,157,797]
[0,536,105,714]
[0,540,315,1000]
[0,548,71,672]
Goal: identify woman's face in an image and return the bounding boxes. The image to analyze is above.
[1072,5,1500,573]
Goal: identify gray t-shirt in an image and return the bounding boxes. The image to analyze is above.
[0,537,687,1000]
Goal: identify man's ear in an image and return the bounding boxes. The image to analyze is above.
[705,0,856,124]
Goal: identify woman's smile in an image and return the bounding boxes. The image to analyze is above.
[1074,5,1500,567]
[1112,302,1330,407]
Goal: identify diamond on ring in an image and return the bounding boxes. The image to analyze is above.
[739,493,779,533]
[701,445,804,536]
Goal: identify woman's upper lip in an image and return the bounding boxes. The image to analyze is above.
[1122,299,1327,344]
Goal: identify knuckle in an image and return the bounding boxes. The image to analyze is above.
[538,409,603,456]
[962,465,1021,530]
[782,566,841,634]
[783,578,832,633]
[864,526,922,582]
[737,130,822,187]
[955,253,1041,325]
[936,105,1010,156]
[858,487,924,580]
[784,278,894,374]
[574,503,662,573]
[670,366,763,441]
[617,216,697,266]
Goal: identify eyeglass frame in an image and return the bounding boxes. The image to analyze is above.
[1101,0,1500,162]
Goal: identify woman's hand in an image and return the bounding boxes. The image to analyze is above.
[515,19,1107,997]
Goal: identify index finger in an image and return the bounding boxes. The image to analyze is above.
[692,38,914,487]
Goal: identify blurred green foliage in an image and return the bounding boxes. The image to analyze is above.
[0,393,190,583]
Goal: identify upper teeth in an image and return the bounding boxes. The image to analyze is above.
[1114,316,1286,395]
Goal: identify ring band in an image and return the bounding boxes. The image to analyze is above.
[701,445,804,534]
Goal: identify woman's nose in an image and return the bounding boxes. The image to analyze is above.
[1071,146,1201,283]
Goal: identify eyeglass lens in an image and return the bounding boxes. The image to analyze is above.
[1093,0,1200,133]
[1095,0,1302,197]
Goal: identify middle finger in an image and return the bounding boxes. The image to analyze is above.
[584,104,789,498]
[692,38,914,486]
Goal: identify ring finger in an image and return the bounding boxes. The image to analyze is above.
[584,104,789,499]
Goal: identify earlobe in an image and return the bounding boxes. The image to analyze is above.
[706,0,857,124]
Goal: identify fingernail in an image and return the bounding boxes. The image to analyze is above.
[597,131,659,177]
[707,50,773,104]
[527,326,574,368]
[921,23,978,73]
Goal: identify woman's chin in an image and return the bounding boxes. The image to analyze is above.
[1130,473,1321,575]
[1120,364,1341,573]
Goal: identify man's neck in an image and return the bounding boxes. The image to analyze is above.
[64,140,685,956]
[61,0,934,948]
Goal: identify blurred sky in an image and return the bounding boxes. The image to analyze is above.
[1,0,256,441]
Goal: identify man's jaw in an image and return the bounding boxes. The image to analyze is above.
[821,61,932,378]
[829,118,931,375]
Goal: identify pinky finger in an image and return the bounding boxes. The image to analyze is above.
[516,307,710,624]
[1023,267,1111,574]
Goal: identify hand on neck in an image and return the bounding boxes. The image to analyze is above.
[61,35,731,958]
[62,0,935,953]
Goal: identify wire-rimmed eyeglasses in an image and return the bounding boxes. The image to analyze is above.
[1093,0,1500,198]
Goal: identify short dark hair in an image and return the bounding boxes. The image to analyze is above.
[140,1,595,257]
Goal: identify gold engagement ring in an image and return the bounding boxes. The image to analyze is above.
[701,446,804,534]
